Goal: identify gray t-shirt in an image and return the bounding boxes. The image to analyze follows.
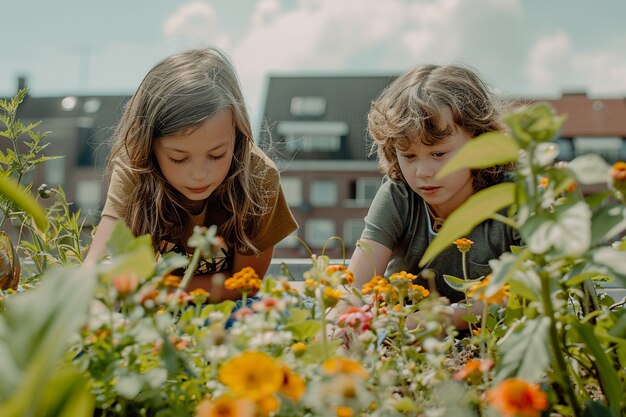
[361,177,520,303]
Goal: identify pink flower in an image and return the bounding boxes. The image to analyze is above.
[337,305,374,333]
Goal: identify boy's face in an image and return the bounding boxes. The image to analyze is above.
[153,108,236,211]
[395,110,474,218]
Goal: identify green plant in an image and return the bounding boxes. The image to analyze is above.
[422,102,626,416]
[0,89,87,282]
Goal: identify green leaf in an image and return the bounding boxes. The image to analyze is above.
[496,317,550,382]
[419,183,516,267]
[0,175,48,232]
[105,221,152,257]
[442,274,483,293]
[436,132,519,179]
[590,205,626,246]
[572,321,622,416]
[284,320,322,341]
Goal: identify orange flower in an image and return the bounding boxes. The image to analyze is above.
[224,267,261,293]
[280,365,306,402]
[112,274,139,297]
[467,275,510,304]
[486,378,549,417]
[610,161,626,181]
[539,176,549,188]
[195,394,255,417]
[323,357,369,379]
[163,274,182,288]
[326,264,355,285]
[454,238,474,253]
[453,358,494,383]
[336,405,353,417]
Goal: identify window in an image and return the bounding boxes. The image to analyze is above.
[343,219,365,248]
[285,135,341,153]
[280,177,303,207]
[290,96,326,117]
[347,178,381,207]
[44,157,66,186]
[75,180,102,216]
[573,137,625,163]
[305,219,336,248]
[276,121,348,154]
[310,179,337,207]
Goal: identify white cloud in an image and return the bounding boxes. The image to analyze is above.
[163,1,221,42]
[571,52,626,95]
[525,32,571,91]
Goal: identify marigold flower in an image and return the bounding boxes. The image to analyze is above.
[467,275,510,304]
[485,378,549,417]
[256,395,280,415]
[609,161,626,195]
[610,161,626,181]
[195,394,255,417]
[454,238,474,253]
[361,275,390,299]
[336,405,353,417]
[538,176,549,188]
[280,365,306,402]
[163,274,182,288]
[219,351,283,400]
[326,264,355,285]
[291,342,306,356]
[322,357,369,379]
[224,267,261,293]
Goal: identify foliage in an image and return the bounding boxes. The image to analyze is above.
[0,89,88,283]
[0,100,625,417]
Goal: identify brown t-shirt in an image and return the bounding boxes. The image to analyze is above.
[101,148,298,274]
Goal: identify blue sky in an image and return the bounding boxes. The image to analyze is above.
[2,0,626,127]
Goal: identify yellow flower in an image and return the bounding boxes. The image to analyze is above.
[610,161,626,195]
[539,176,549,188]
[323,286,343,308]
[224,267,261,293]
[291,342,306,357]
[219,351,283,400]
[195,394,255,417]
[454,238,474,253]
[467,275,510,304]
[361,275,391,300]
[322,357,369,379]
[280,365,306,402]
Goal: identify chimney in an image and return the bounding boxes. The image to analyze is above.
[17,76,27,94]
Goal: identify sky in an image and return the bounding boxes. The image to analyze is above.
[2,0,626,129]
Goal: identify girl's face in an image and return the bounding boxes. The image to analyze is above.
[395,112,474,218]
[153,108,236,210]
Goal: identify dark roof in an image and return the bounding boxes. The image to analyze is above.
[261,75,396,160]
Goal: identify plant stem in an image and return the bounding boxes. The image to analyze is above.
[540,272,582,416]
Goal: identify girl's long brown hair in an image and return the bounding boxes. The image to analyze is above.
[107,47,274,253]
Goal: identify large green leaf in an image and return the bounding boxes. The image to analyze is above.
[436,132,519,179]
[495,317,550,382]
[0,174,48,232]
[572,321,622,416]
[419,183,516,267]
